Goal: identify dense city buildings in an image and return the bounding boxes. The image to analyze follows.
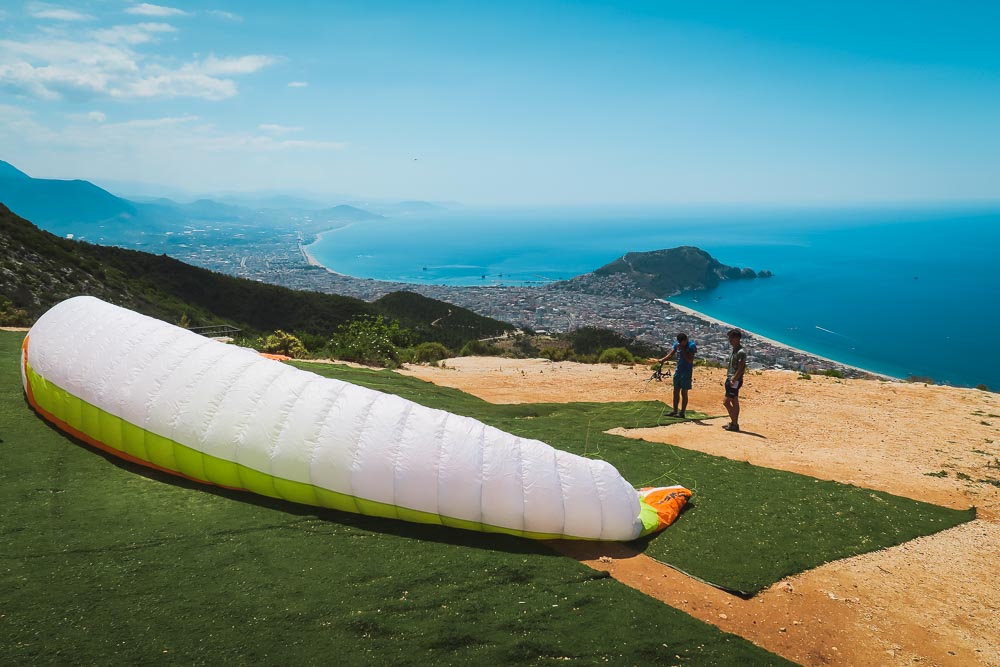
[158,228,874,379]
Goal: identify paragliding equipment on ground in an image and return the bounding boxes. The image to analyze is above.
[21,296,691,542]
[638,362,666,394]
[649,362,665,382]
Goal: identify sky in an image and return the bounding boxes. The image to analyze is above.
[1,0,999,206]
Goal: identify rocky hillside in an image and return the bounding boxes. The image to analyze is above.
[552,246,770,299]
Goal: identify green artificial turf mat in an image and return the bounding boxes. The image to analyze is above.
[287,360,975,596]
[2,331,791,665]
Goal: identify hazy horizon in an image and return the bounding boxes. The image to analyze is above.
[2,1,999,206]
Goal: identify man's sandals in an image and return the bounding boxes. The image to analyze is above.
[723,423,740,432]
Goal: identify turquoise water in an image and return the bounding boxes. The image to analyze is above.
[307,206,1000,389]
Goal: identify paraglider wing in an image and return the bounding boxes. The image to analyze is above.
[21,296,689,541]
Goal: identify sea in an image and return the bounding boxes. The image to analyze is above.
[306,205,1000,389]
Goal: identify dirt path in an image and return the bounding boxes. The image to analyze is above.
[398,358,1000,666]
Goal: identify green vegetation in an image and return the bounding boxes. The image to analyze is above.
[254,330,308,358]
[458,339,502,357]
[597,347,635,364]
[566,326,661,359]
[409,342,452,364]
[326,315,413,367]
[0,296,29,326]
[1,331,790,665]
[372,291,507,350]
[519,327,666,365]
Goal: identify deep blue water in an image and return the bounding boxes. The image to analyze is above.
[307,206,1000,389]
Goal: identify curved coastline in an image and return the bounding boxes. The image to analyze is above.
[659,299,900,382]
[299,227,349,276]
[295,231,898,382]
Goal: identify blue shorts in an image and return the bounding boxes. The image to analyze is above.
[725,379,742,398]
[673,372,692,390]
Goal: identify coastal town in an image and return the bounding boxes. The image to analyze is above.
[159,226,875,379]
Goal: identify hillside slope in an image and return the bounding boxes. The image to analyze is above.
[0,204,513,343]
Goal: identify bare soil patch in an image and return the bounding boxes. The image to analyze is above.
[399,357,1000,666]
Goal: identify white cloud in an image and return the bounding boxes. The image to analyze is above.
[194,54,278,76]
[206,10,242,22]
[287,81,308,88]
[200,134,347,152]
[114,115,199,128]
[28,3,94,21]
[258,124,303,134]
[0,103,55,141]
[0,105,348,193]
[125,3,189,18]
[91,22,176,46]
[66,110,107,122]
[0,107,343,154]
[0,33,278,101]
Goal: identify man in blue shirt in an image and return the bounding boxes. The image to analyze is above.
[659,332,696,418]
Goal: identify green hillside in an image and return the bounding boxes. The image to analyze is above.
[373,291,510,349]
[0,204,513,345]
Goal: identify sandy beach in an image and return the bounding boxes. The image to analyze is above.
[298,234,348,276]
[397,356,1000,666]
[661,299,900,381]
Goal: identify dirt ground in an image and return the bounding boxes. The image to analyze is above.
[399,358,1000,667]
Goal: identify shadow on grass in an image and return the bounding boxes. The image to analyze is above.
[29,404,557,559]
[547,499,754,599]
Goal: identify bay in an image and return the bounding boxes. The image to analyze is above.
[307,206,1000,389]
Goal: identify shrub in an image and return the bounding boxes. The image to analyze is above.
[328,315,410,367]
[567,326,662,358]
[294,331,330,356]
[512,337,539,358]
[259,330,308,358]
[0,298,30,327]
[598,347,634,364]
[820,369,844,379]
[539,347,575,362]
[459,339,502,357]
[411,342,451,364]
